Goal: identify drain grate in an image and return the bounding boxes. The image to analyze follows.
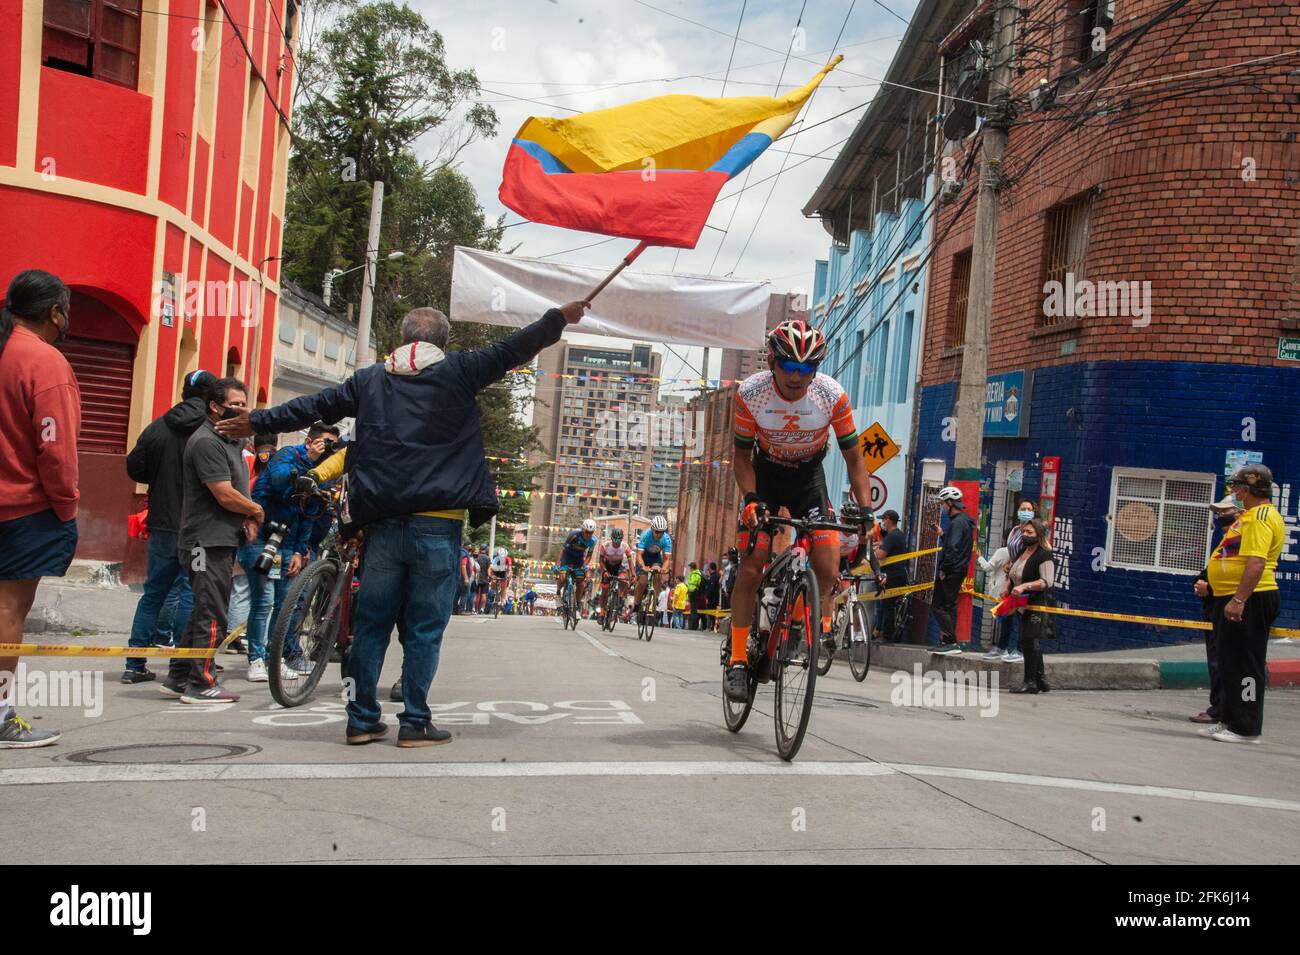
[66,743,258,764]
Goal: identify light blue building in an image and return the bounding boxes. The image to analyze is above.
[803,5,947,520]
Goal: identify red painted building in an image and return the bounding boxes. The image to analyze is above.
[0,0,297,576]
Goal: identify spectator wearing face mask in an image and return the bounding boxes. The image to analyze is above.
[1008,500,1039,560]
[0,270,78,749]
[1008,520,1055,694]
[1199,465,1285,745]
[979,528,1022,662]
[1189,496,1243,726]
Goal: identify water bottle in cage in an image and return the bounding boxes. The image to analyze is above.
[758,585,781,633]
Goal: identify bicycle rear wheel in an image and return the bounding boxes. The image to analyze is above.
[772,568,820,761]
[643,599,656,642]
[848,600,872,682]
[269,560,340,708]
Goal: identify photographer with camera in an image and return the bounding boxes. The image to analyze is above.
[236,421,340,683]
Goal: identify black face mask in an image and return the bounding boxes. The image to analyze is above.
[1217,513,1237,529]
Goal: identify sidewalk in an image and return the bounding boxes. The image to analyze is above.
[16,581,1300,689]
[869,639,1300,690]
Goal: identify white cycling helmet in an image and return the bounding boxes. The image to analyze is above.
[650,516,668,532]
[496,547,508,558]
[937,486,963,503]
[582,519,597,533]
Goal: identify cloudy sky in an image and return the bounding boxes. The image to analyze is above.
[405,0,921,386]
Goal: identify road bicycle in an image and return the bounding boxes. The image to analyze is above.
[635,567,659,642]
[721,512,857,761]
[559,567,585,630]
[601,574,627,632]
[817,568,879,682]
[268,486,358,707]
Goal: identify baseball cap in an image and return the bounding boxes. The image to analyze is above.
[881,509,900,523]
[1209,496,1240,512]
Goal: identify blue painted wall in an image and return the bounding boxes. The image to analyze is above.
[911,360,1300,650]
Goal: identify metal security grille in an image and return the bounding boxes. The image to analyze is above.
[947,250,972,347]
[58,337,135,455]
[1041,194,1090,327]
[913,482,945,603]
[1108,470,1215,574]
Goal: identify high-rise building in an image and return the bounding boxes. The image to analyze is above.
[527,341,660,557]
[648,394,687,517]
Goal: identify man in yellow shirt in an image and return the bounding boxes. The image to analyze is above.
[1202,465,1285,745]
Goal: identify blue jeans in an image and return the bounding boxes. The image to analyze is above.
[127,531,192,671]
[997,612,1022,652]
[236,542,297,663]
[228,573,250,631]
[347,515,461,732]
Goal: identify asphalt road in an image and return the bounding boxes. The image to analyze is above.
[4,610,1298,864]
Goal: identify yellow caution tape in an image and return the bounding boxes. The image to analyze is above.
[0,644,217,658]
[879,546,941,568]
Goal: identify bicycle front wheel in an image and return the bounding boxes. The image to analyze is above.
[643,601,656,642]
[269,560,340,708]
[772,568,820,761]
[848,600,873,682]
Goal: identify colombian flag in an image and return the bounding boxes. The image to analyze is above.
[991,593,1030,618]
[500,57,843,249]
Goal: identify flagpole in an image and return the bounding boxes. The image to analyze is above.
[584,241,649,302]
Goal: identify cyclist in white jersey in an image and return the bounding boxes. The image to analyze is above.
[597,528,632,622]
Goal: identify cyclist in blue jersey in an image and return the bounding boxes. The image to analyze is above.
[555,518,597,613]
[633,516,672,615]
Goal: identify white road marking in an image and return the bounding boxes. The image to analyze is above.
[574,627,620,657]
[1,760,1298,814]
[0,761,894,785]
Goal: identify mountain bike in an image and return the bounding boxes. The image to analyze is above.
[636,567,659,642]
[721,513,857,761]
[268,486,358,707]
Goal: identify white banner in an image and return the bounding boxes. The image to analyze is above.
[450,246,770,349]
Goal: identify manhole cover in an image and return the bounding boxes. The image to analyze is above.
[67,743,258,764]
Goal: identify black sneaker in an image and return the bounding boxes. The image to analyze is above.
[347,721,390,745]
[397,723,452,747]
[389,682,404,703]
[159,677,186,698]
[933,643,962,655]
[223,639,246,655]
[120,668,156,685]
[822,636,837,656]
[724,664,750,702]
[180,684,240,704]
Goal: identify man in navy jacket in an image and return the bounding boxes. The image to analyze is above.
[218,301,588,745]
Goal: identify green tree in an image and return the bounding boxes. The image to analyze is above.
[280,0,549,529]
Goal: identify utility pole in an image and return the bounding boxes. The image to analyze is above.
[355,179,384,366]
[953,0,1018,480]
[949,0,1018,644]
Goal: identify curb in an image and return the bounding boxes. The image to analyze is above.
[870,644,1161,690]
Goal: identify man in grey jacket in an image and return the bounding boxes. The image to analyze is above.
[930,486,975,654]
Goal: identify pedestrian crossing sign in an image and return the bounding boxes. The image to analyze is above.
[858,422,899,473]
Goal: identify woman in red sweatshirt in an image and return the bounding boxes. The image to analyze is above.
[0,270,80,749]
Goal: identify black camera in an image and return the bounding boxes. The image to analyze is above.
[253,521,290,574]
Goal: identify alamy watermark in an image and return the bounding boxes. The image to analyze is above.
[595,408,706,456]
[0,665,104,718]
[152,278,262,328]
[1042,272,1152,327]
[889,664,1000,717]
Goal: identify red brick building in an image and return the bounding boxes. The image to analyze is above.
[0,0,297,575]
[910,0,1300,647]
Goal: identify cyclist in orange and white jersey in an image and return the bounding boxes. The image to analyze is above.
[725,320,877,702]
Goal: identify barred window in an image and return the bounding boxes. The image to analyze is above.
[947,249,971,348]
[1106,469,1215,575]
[1040,193,1090,327]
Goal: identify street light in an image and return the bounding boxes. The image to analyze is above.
[322,251,404,307]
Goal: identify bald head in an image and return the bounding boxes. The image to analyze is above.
[401,308,449,349]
